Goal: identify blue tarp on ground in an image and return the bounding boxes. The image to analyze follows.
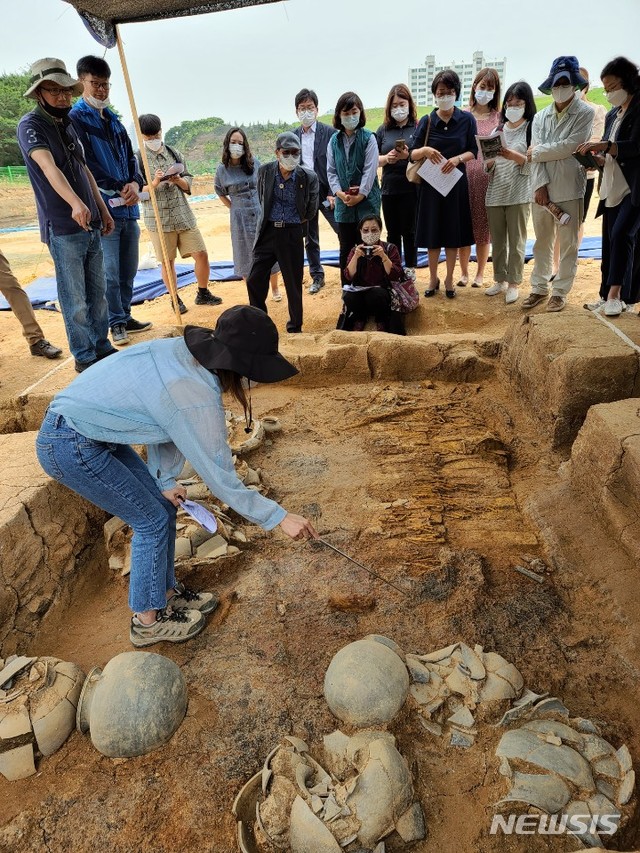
[0,238,603,311]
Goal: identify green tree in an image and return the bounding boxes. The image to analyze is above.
[0,71,32,166]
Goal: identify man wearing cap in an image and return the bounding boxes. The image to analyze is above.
[36,305,318,647]
[522,56,594,312]
[17,58,115,371]
[70,55,151,348]
[0,247,63,359]
[293,88,338,294]
[246,131,319,333]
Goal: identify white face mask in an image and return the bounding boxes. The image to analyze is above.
[606,88,628,107]
[145,138,163,152]
[475,89,494,105]
[391,106,409,123]
[505,106,525,123]
[229,143,244,158]
[85,93,111,110]
[341,113,360,131]
[552,85,575,104]
[361,230,380,245]
[436,95,456,111]
[279,153,300,171]
[297,109,316,128]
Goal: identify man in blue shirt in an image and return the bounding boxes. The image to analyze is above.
[17,57,115,372]
[246,132,319,333]
[70,56,151,347]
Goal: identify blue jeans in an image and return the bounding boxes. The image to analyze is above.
[36,410,176,613]
[48,227,111,364]
[101,218,140,327]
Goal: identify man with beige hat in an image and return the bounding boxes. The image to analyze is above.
[17,58,116,372]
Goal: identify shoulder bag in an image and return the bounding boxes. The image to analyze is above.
[406,114,431,184]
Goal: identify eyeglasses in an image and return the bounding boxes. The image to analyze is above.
[40,86,74,98]
[86,79,111,91]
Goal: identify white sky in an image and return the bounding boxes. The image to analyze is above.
[3,0,638,132]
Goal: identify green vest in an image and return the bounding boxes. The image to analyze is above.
[330,128,381,224]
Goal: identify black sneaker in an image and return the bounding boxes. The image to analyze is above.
[195,289,223,306]
[30,339,62,359]
[75,359,97,373]
[177,296,188,315]
[308,277,325,294]
[111,323,130,346]
[125,317,153,333]
[96,348,118,360]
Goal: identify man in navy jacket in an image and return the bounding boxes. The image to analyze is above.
[246,132,318,333]
[293,89,338,294]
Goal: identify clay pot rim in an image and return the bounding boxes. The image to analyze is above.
[75,664,103,734]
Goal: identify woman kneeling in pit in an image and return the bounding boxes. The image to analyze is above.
[337,215,405,334]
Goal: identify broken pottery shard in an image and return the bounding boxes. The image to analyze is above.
[618,770,635,806]
[591,755,623,780]
[580,734,617,763]
[587,793,620,829]
[445,667,471,698]
[232,771,262,822]
[289,796,342,853]
[448,707,475,729]
[338,835,358,848]
[521,720,584,747]
[32,697,77,757]
[324,640,409,727]
[419,717,442,737]
[499,757,512,777]
[323,730,350,774]
[405,656,431,684]
[497,771,572,814]
[311,795,323,814]
[458,643,486,681]
[0,656,37,689]
[174,537,192,558]
[196,534,228,559]
[0,743,37,781]
[495,729,595,790]
[418,643,459,664]
[295,762,314,795]
[596,778,616,800]
[450,730,474,748]
[617,744,632,774]
[346,730,396,768]
[0,702,32,739]
[410,682,441,707]
[529,697,569,717]
[574,718,600,735]
[261,765,272,795]
[347,739,412,848]
[395,802,426,842]
[563,801,603,849]
[284,735,309,753]
[323,795,342,822]
[498,689,550,726]
[479,672,516,703]
[237,820,259,853]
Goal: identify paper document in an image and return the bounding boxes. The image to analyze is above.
[417,159,463,197]
[159,163,184,181]
[180,499,218,533]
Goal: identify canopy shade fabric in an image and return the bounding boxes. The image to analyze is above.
[63,0,280,46]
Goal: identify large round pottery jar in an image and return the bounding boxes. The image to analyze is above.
[324,638,409,727]
[76,651,188,758]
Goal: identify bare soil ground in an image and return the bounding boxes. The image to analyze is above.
[1,180,639,852]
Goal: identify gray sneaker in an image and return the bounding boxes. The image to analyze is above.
[169,581,219,615]
[130,606,205,647]
[111,323,130,346]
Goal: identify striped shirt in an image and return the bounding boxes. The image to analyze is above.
[139,144,196,233]
[485,123,532,207]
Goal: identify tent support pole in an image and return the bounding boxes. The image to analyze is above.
[115,23,183,327]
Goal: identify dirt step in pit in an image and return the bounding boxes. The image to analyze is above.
[502,311,640,449]
[0,432,108,657]
[1,368,640,852]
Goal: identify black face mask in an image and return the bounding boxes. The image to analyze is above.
[39,100,72,119]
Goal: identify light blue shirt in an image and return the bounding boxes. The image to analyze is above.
[49,337,286,530]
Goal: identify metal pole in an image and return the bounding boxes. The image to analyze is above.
[115,24,183,327]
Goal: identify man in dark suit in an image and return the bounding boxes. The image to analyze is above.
[246,132,319,333]
[293,89,338,294]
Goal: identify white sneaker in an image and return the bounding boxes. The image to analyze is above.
[584,298,605,311]
[604,298,624,317]
[505,286,519,304]
[485,282,508,296]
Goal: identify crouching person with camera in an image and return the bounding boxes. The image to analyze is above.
[336,214,405,334]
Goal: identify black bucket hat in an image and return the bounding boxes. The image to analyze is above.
[184,305,298,383]
[538,56,588,95]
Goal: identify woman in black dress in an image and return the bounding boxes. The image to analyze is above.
[409,70,478,298]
